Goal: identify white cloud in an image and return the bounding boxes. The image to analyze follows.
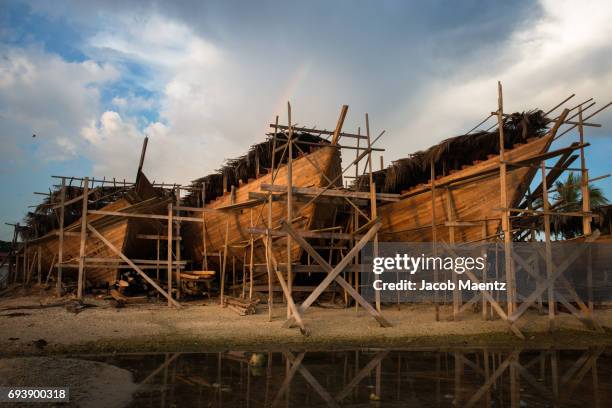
[0,45,119,164]
[391,0,612,160]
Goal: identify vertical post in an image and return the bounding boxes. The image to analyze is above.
[267,116,278,321]
[167,203,173,307]
[175,188,181,300]
[136,136,149,183]
[249,208,254,300]
[481,219,488,320]
[497,81,516,314]
[220,186,234,305]
[8,225,17,283]
[286,102,293,319]
[541,162,555,330]
[57,178,66,296]
[578,107,593,311]
[22,236,28,285]
[37,245,42,285]
[354,127,361,312]
[446,189,459,320]
[201,183,209,271]
[156,238,160,282]
[77,177,89,299]
[431,159,439,321]
[366,114,381,312]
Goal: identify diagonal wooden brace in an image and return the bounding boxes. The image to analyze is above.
[509,230,600,323]
[87,223,181,308]
[261,236,310,335]
[439,241,524,339]
[281,220,391,328]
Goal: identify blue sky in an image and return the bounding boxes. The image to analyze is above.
[1,0,611,240]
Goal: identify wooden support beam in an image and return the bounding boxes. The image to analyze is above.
[262,237,309,335]
[508,230,600,323]
[51,187,100,209]
[331,105,349,145]
[497,82,515,315]
[281,221,391,328]
[137,234,181,241]
[286,102,293,319]
[167,204,173,307]
[88,210,204,223]
[87,223,180,307]
[270,123,366,140]
[77,177,88,299]
[57,178,66,296]
[260,183,400,202]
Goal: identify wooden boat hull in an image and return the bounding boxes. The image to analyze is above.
[184,146,342,269]
[31,195,169,286]
[378,134,553,243]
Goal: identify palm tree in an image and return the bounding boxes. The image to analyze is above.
[550,172,608,238]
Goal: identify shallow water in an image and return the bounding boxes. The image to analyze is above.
[70,348,611,407]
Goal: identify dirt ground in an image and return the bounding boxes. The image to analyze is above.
[0,290,611,356]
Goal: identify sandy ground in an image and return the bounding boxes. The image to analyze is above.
[0,291,611,355]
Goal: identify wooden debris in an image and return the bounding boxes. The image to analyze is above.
[222,296,260,316]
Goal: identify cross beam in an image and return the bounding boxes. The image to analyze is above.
[281,221,391,328]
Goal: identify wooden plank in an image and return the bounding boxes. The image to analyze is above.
[137,234,181,241]
[261,183,400,202]
[88,210,203,223]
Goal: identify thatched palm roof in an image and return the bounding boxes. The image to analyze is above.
[355,110,549,194]
[187,132,331,204]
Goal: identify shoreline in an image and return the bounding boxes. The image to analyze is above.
[1,295,611,357]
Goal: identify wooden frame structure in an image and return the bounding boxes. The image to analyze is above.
[4,86,610,340]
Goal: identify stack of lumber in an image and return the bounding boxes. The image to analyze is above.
[222,296,260,316]
[180,270,215,281]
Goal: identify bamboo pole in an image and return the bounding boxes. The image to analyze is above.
[77,177,89,299]
[249,208,254,300]
[446,188,460,320]
[267,116,278,321]
[431,159,439,321]
[497,81,516,314]
[37,245,42,285]
[167,203,173,307]
[366,114,381,312]
[201,183,209,271]
[175,189,182,300]
[579,107,594,311]
[57,178,66,296]
[541,162,555,330]
[220,186,235,305]
[286,102,293,319]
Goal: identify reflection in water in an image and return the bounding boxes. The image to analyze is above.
[82,348,609,407]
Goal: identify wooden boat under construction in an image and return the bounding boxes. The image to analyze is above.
[26,173,171,286]
[183,133,342,270]
[357,110,558,243]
